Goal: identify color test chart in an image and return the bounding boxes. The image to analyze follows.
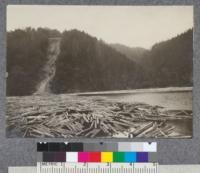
[37,142,158,173]
[37,142,157,163]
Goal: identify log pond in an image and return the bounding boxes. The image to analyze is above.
[6,87,192,138]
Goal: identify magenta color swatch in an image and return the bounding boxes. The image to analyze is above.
[78,152,89,162]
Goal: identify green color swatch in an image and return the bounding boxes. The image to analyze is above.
[113,152,124,162]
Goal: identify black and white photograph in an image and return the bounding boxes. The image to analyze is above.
[6,5,193,138]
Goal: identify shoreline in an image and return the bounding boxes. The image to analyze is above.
[6,86,193,99]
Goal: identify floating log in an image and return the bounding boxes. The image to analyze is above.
[6,95,192,138]
[130,122,154,137]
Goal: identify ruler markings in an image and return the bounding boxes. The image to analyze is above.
[37,162,158,173]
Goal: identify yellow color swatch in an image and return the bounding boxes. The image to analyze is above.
[101,152,113,162]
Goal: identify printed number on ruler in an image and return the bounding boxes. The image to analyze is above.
[37,162,158,173]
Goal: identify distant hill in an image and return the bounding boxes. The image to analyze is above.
[110,43,148,64]
[51,30,147,94]
[111,29,193,88]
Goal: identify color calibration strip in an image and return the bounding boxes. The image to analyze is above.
[37,151,157,163]
[37,142,157,152]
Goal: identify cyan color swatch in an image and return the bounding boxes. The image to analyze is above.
[124,152,136,162]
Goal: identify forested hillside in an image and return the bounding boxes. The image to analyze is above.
[145,29,193,87]
[51,30,147,93]
[7,28,61,96]
[7,28,193,96]
[110,29,193,88]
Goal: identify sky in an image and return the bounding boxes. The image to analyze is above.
[7,5,193,49]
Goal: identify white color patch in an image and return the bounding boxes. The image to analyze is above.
[66,152,78,162]
[143,142,157,152]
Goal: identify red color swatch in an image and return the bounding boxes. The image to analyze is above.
[88,152,101,162]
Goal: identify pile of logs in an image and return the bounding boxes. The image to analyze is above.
[6,95,192,138]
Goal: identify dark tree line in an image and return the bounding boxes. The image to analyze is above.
[7,28,61,96]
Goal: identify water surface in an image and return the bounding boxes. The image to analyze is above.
[105,91,192,110]
[80,88,192,110]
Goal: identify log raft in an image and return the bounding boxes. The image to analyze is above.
[6,95,192,138]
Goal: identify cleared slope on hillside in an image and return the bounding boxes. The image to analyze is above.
[34,38,61,95]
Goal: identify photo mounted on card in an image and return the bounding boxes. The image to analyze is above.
[6,5,193,138]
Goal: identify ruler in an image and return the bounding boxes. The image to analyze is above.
[37,162,158,173]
